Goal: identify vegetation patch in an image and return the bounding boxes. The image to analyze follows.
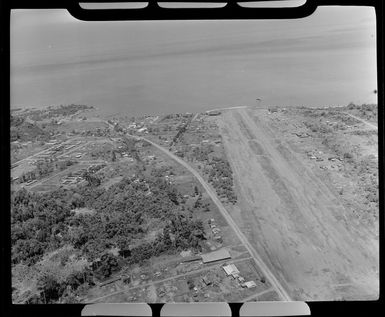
[11,173,207,303]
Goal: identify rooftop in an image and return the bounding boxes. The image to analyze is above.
[201,248,231,264]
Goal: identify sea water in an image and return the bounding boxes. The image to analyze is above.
[10,7,377,117]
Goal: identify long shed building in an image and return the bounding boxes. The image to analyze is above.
[201,248,231,264]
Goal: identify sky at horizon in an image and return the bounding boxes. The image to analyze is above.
[10,6,377,116]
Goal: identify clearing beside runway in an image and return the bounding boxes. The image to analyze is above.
[218,106,378,300]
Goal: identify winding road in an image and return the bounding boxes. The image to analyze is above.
[131,134,292,301]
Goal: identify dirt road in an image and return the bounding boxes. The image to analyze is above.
[218,108,378,300]
[88,257,254,303]
[344,112,378,130]
[134,135,292,301]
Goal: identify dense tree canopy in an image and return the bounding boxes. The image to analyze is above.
[11,173,206,303]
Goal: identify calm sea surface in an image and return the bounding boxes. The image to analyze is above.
[11,8,377,117]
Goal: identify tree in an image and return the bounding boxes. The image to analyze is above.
[12,239,44,265]
[167,187,179,205]
[194,185,199,196]
[82,171,101,187]
[187,278,195,290]
[194,193,202,209]
[202,202,210,212]
[66,270,94,291]
[70,193,84,209]
[37,274,64,303]
[92,254,120,280]
[26,294,44,304]
[60,291,78,303]
[11,171,208,299]
[116,238,131,258]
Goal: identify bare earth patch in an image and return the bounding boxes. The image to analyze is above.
[218,108,378,301]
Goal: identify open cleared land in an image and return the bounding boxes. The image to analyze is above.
[11,103,378,303]
[218,107,378,300]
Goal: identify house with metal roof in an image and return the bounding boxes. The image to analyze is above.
[222,263,240,278]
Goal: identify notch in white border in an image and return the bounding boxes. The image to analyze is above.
[238,0,306,8]
[158,2,227,8]
[79,2,149,10]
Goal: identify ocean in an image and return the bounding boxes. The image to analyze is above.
[10,7,377,117]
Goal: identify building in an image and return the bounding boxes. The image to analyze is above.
[213,235,223,243]
[180,250,192,257]
[202,276,212,286]
[201,248,231,264]
[206,110,221,116]
[223,265,233,276]
[182,255,202,263]
[11,176,19,183]
[222,264,240,278]
[243,281,257,288]
[268,107,278,113]
[212,228,221,234]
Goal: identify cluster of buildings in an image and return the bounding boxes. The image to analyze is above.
[126,121,148,134]
[307,151,325,162]
[143,155,155,162]
[61,172,84,186]
[61,163,105,185]
[88,163,106,173]
[116,147,134,162]
[199,247,258,290]
[137,127,148,133]
[164,175,174,185]
[125,115,158,131]
[61,152,83,160]
[208,218,222,244]
[28,140,83,165]
[222,264,257,289]
[306,150,344,165]
[31,144,64,163]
